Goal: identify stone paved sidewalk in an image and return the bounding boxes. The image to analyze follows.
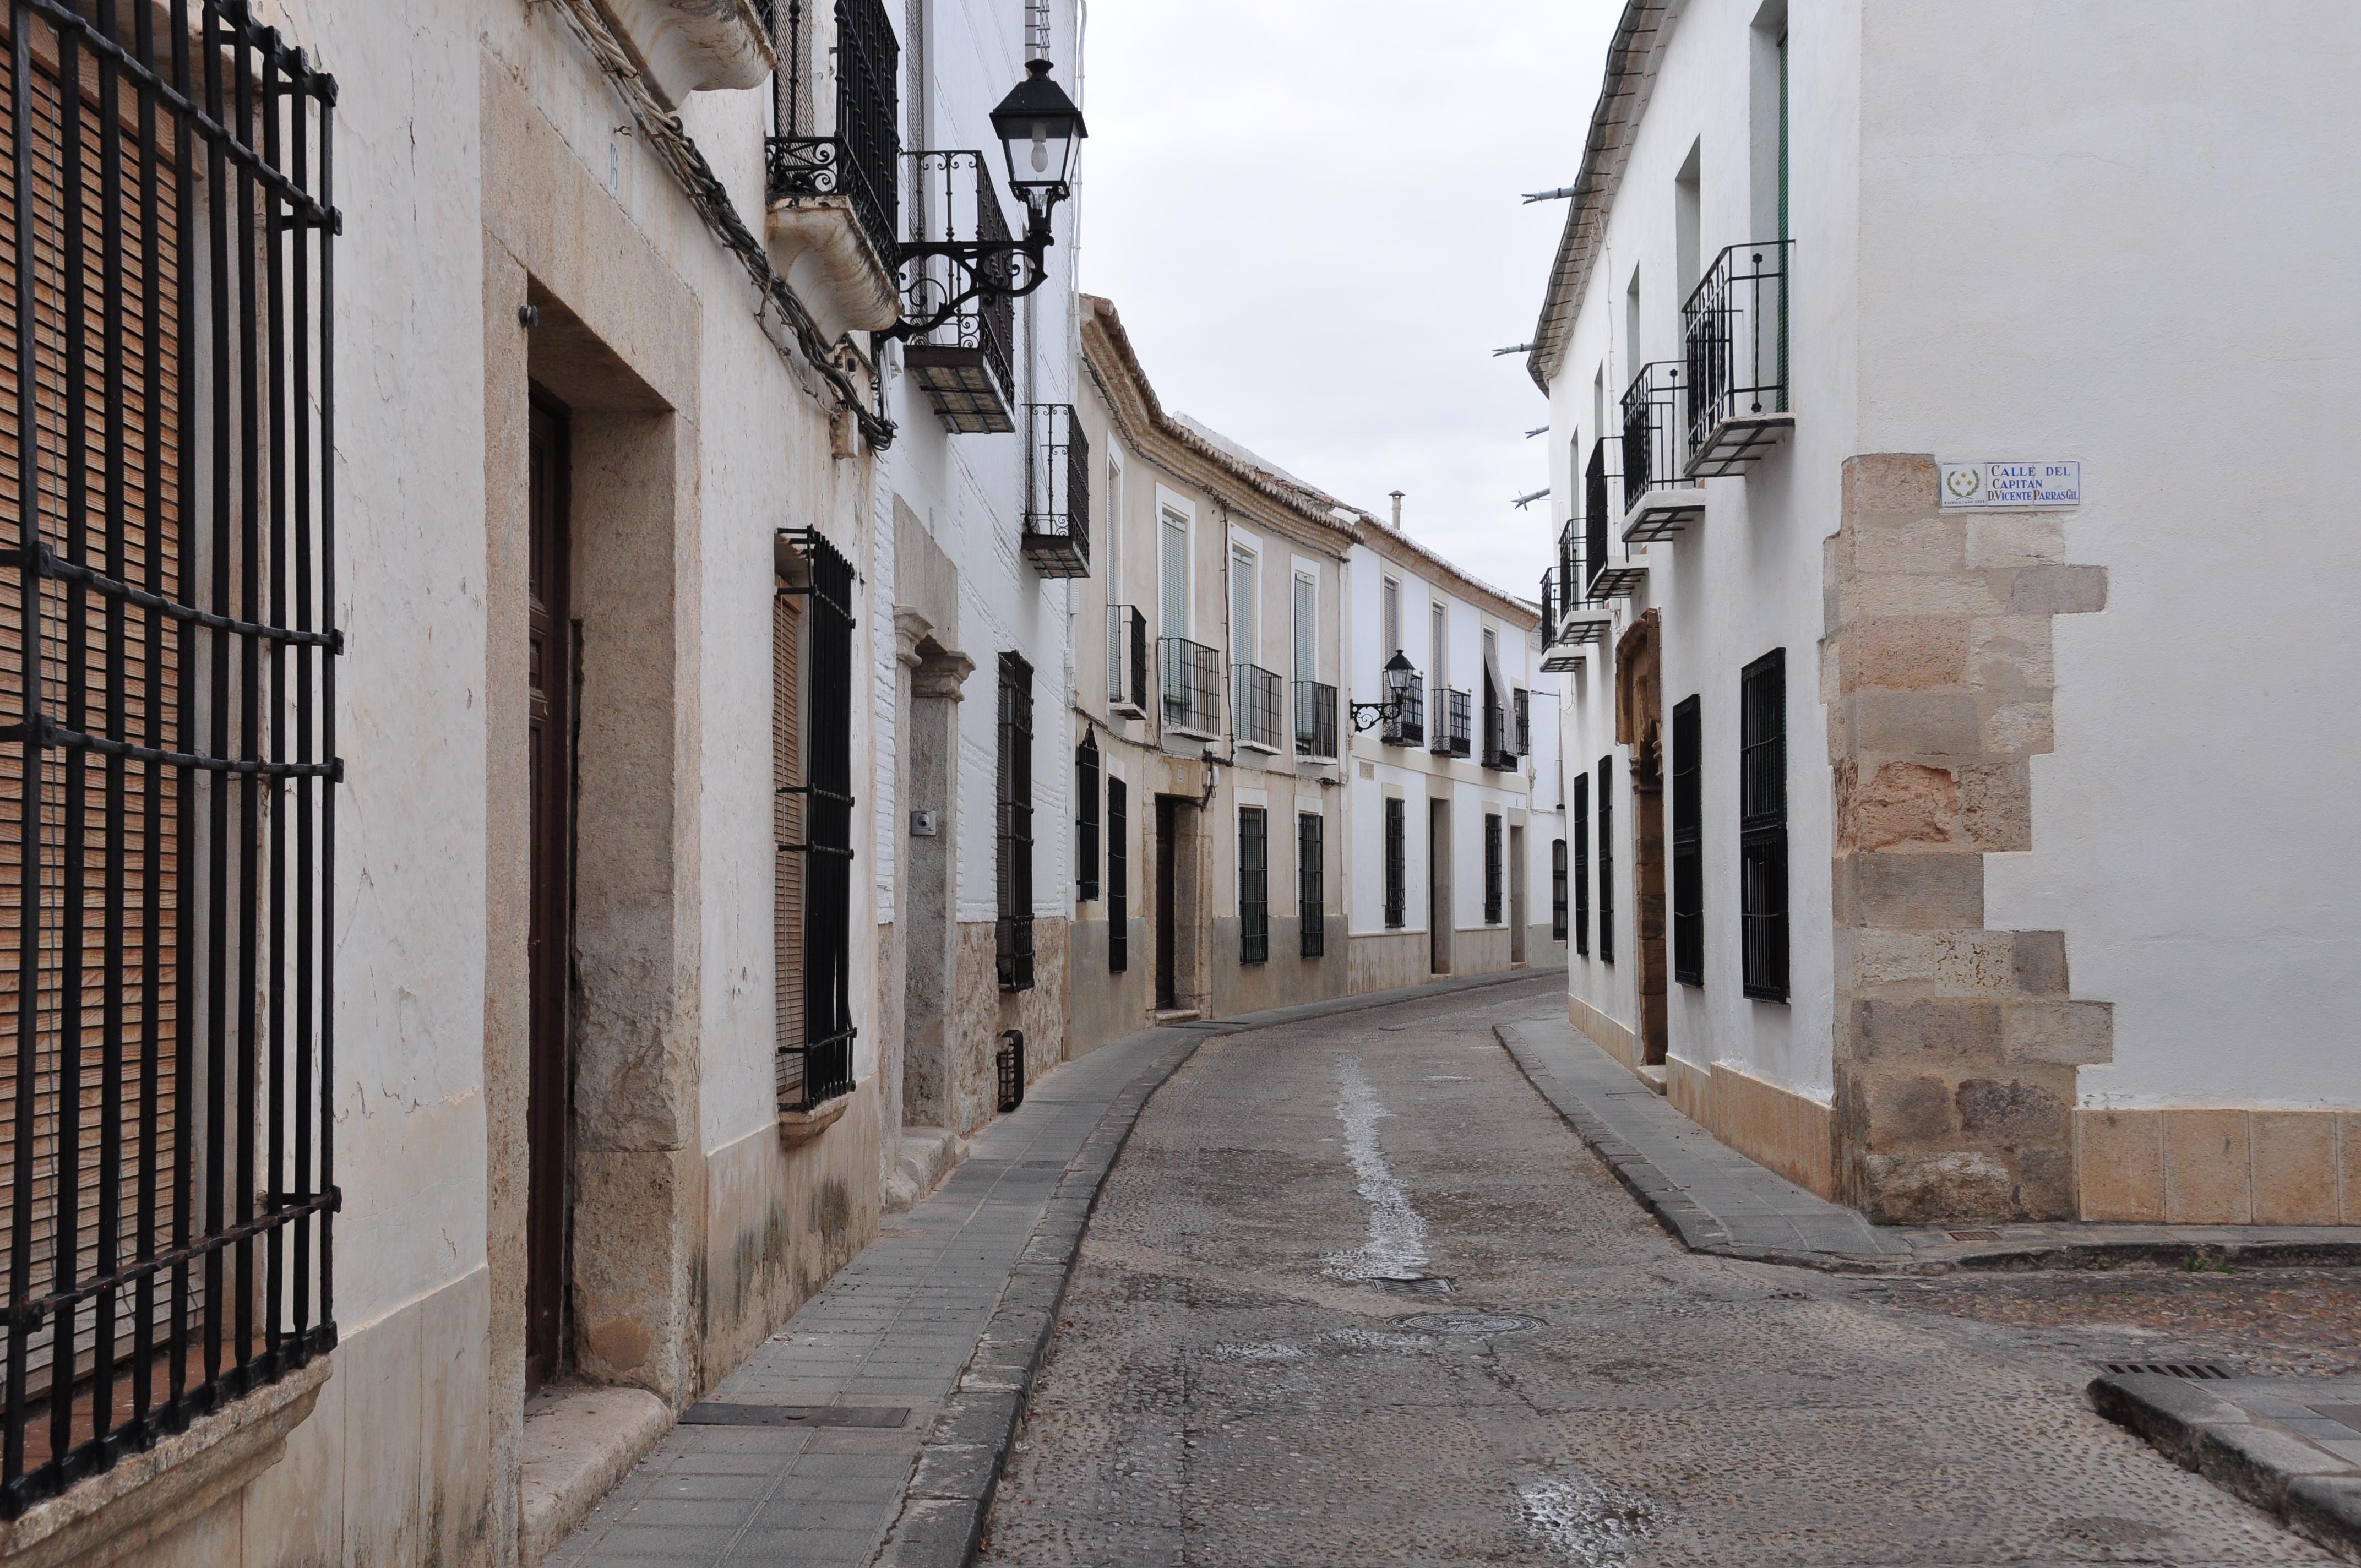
[2092,1371,2361,1560]
[545,1024,1203,1568]
[1501,1015,2361,1274]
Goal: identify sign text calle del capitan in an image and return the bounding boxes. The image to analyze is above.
[1938,460,2082,509]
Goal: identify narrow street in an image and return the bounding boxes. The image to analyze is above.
[980,976,2347,1567]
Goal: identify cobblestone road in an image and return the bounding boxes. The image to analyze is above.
[980,976,2337,1566]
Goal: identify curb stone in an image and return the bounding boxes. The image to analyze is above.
[871,1031,1196,1568]
[1498,1018,2361,1277]
[2090,1373,2361,1563]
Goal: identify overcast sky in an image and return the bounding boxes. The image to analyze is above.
[1074,1,1619,601]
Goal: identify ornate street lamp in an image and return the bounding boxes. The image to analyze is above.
[1350,651,1418,733]
[990,59,1087,233]
[890,59,1087,341]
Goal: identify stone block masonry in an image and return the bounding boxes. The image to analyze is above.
[1824,454,2110,1223]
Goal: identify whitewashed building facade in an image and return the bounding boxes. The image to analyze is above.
[0,0,1090,1564]
[1533,0,2361,1224]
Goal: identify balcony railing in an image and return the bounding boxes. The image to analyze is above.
[1620,360,1704,542]
[901,150,1018,433]
[1160,636,1222,736]
[1107,606,1148,715]
[1382,671,1426,747]
[1233,663,1283,752]
[766,0,900,265]
[1584,437,1647,599]
[1435,688,1473,758]
[1020,404,1090,577]
[1294,680,1339,760]
[1482,700,1515,771]
[1684,239,1793,476]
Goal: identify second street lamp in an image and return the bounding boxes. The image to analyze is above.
[1351,651,1419,733]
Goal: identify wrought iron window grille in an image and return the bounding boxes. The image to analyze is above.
[1573,773,1592,956]
[0,0,342,1515]
[1597,756,1616,965]
[1297,812,1324,959]
[995,652,1035,992]
[1074,731,1099,902]
[1672,694,1703,988]
[1158,636,1219,738]
[1019,403,1088,577]
[1382,797,1406,929]
[764,0,900,269]
[1292,679,1336,760]
[1739,650,1788,1001]
[777,530,858,1112]
[1683,239,1793,476]
[1480,687,1514,771]
[1105,605,1146,716]
[1105,777,1128,973]
[1380,671,1423,748]
[1230,662,1280,753]
[1483,815,1504,924]
[1237,807,1267,965]
[1552,839,1569,943]
[1513,688,1531,758]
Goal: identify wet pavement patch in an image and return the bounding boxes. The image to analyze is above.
[1396,1310,1543,1337]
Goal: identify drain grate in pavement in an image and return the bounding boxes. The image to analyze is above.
[2099,1363,2232,1380]
[1947,1228,2004,1242]
[681,1403,911,1428]
[1398,1311,1542,1337]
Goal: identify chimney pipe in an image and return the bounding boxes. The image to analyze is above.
[1389,490,1403,530]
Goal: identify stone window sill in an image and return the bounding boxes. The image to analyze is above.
[779,1091,853,1147]
[0,1354,330,1568]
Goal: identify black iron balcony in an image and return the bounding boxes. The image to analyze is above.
[1435,688,1473,758]
[1382,671,1426,747]
[1107,606,1148,716]
[1233,663,1283,751]
[1294,680,1339,760]
[901,150,1018,433]
[1620,360,1705,543]
[1584,437,1647,600]
[763,0,901,333]
[1160,636,1221,736]
[1020,404,1090,577]
[1482,699,1515,771]
[1684,239,1793,476]
[1539,567,1586,673]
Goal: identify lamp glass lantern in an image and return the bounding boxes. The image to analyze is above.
[1381,650,1415,713]
[989,59,1088,224]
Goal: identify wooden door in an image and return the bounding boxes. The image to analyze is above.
[525,395,576,1392]
[1155,797,1178,1010]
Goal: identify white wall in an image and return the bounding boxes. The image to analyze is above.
[880,0,1084,932]
[1856,3,2361,1109]
[1544,0,1863,1098]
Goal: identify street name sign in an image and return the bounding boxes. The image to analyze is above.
[1938,460,2081,509]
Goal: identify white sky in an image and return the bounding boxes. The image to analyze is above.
[1074,1,1620,601]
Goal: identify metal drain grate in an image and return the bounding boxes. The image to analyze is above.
[1947,1228,2004,1242]
[681,1403,911,1428]
[2101,1363,2233,1381]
